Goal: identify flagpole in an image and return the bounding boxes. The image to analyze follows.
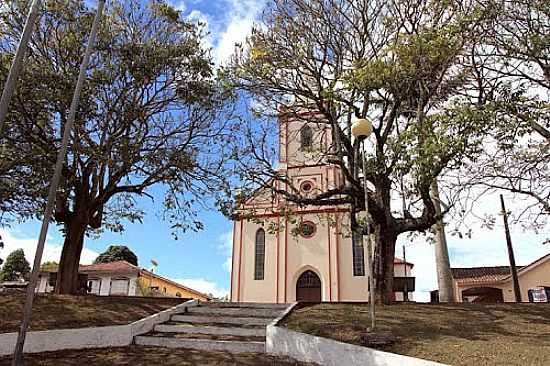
[0,0,43,137]
[11,1,105,364]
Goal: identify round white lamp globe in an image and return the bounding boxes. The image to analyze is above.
[351,118,373,138]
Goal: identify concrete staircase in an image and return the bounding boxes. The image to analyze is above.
[134,302,290,353]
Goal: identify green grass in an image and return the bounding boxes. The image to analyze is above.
[0,292,185,333]
[282,303,550,366]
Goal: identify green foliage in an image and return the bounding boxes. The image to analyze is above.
[1,0,235,237]
[0,249,30,281]
[94,245,138,266]
[40,261,59,272]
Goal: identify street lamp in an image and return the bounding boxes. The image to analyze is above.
[351,118,376,331]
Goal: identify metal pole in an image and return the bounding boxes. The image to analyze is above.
[361,142,375,331]
[0,0,43,137]
[11,2,105,364]
[499,194,522,302]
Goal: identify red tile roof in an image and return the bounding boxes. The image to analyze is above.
[79,260,140,275]
[451,266,525,285]
[394,258,414,268]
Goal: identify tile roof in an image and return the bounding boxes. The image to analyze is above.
[79,260,141,275]
[394,258,414,268]
[451,266,525,285]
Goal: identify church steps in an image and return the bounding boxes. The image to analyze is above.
[154,323,266,337]
[133,302,289,354]
[206,302,290,308]
[171,314,273,326]
[134,335,265,353]
[183,306,282,318]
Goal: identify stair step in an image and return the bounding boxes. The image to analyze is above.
[203,302,290,309]
[134,335,265,353]
[155,323,265,337]
[171,314,272,326]
[148,331,264,342]
[184,306,282,318]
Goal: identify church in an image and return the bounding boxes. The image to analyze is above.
[230,105,414,303]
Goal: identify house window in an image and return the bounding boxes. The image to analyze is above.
[255,228,265,280]
[110,278,130,295]
[299,221,316,238]
[352,232,365,276]
[300,125,313,150]
[176,292,182,298]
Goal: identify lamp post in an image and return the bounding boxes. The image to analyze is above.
[351,118,376,331]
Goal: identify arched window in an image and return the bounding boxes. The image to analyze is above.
[254,228,266,280]
[300,125,313,150]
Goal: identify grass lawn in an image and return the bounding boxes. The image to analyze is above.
[282,303,550,366]
[0,346,315,365]
[0,292,185,333]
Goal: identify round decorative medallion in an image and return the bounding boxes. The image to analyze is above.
[300,180,314,193]
[299,221,316,238]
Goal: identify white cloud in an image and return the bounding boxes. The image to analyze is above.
[0,228,98,267]
[169,0,186,12]
[173,277,228,298]
[218,230,233,273]
[212,0,265,65]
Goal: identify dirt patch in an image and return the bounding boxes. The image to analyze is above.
[282,302,550,366]
[0,292,186,333]
[0,346,316,365]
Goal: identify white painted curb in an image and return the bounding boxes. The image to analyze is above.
[265,304,448,366]
[0,299,198,356]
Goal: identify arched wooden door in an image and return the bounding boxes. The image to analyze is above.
[296,270,321,302]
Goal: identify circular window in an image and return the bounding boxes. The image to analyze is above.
[300,221,316,238]
[300,180,314,193]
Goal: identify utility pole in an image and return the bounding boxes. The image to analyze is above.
[431,180,454,302]
[0,0,43,137]
[499,194,522,302]
[11,2,105,364]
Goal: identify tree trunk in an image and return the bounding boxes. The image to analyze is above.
[431,180,454,302]
[373,225,397,304]
[55,217,86,294]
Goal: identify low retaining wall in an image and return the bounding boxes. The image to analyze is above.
[0,299,198,356]
[266,305,447,366]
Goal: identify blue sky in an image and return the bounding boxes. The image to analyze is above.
[1,0,548,301]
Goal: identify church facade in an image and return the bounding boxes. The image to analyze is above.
[230,105,414,303]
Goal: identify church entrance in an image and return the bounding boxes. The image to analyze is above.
[296,270,321,302]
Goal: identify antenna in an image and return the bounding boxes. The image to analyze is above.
[150,259,158,273]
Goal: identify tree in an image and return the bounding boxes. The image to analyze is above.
[0,234,4,266]
[94,245,138,266]
[0,248,30,281]
[455,0,549,229]
[40,261,58,272]
[0,0,236,294]
[227,0,493,303]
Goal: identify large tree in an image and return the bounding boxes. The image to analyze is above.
[456,0,549,229]
[0,0,235,293]
[227,0,493,303]
[94,245,138,266]
[0,248,30,281]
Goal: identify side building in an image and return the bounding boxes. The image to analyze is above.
[230,105,415,303]
[37,260,210,301]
